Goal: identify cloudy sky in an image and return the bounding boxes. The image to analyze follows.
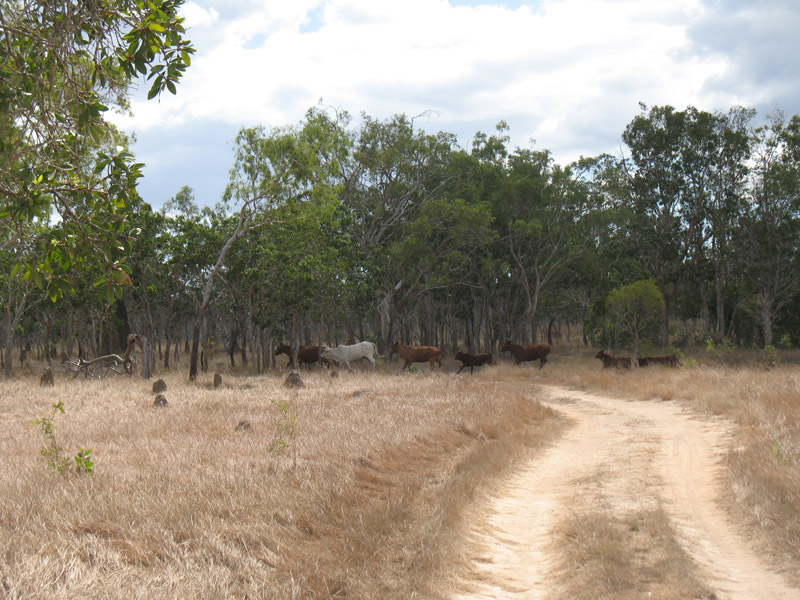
[108,0,800,209]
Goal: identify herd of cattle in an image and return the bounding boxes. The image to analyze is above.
[594,350,681,369]
[273,340,680,374]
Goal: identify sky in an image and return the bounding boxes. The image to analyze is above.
[107,0,800,209]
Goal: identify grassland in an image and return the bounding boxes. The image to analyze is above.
[0,360,560,599]
[1,346,798,599]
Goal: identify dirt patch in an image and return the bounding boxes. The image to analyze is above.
[453,386,799,599]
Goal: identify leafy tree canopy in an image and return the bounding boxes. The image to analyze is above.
[0,0,195,300]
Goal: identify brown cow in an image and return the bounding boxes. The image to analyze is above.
[391,341,442,370]
[595,350,632,369]
[275,343,330,368]
[501,340,551,369]
[637,355,680,367]
[454,351,495,375]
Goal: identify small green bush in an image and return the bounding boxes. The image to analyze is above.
[267,398,299,465]
[32,401,94,475]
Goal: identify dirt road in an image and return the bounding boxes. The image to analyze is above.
[454,386,799,600]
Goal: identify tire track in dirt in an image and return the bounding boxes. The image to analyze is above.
[453,386,799,600]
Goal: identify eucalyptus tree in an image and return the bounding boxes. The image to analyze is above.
[190,108,349,377]
[0,0,194,301]
[388,194,494,347]
[0,226,37,375]
[338,113,456,350]
[620,104,754,344]
[742,113,800,347]
[688,107,753,340]
[454,125,512,351]
[493,148,597,344]
[158,187,217,368]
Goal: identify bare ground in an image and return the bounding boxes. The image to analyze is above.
[454,386,800,600]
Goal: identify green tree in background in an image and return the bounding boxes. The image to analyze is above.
[744,114,800,347]
[495,148,597,343]
[606,279,664,354]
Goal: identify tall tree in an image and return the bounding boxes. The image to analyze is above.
[743,113,800,347]
[187,109,348,378]
[339,113,455,350]
[621,105,738,344]
[494,148,595,343]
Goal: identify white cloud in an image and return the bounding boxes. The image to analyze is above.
[107,0,800,207]
[181,2,219,28]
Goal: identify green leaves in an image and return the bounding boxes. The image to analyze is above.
[0,0,194,306]
[32,402,93,475]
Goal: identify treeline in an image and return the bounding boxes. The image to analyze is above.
[2,104,799,377]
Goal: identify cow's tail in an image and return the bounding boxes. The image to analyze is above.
[371,342,386,360]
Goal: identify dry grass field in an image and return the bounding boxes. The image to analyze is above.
[0,358,561,599]
[2,346,798,599]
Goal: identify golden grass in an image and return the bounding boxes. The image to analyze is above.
[0,361,561,599]
[552,506,712,600]
[542,346,800,586]
[5,348,798,598]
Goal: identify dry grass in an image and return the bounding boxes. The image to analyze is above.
[5,347,797,598]
[0,360,560,599]
[541,346,800,586]
[552,507,712,600]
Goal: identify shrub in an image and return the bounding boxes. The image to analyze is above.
[32,401,94,475]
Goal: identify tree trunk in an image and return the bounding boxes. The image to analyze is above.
[289,311,300,369]
[757,292,774,348]
[189,319,202,380]
[659,294,671,347]
[141,335,152,379]
[229,326,238,368]
[116,299,131,353]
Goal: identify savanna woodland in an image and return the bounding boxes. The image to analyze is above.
[2,2,800,600]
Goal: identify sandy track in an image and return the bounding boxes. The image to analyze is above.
[454,386,799,600]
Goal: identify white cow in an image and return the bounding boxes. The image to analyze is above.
[320,341,379,369]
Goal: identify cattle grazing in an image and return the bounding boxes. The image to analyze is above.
[454,351,495,375]
[320,341,380,369]
[501,340,551,369]
[391,341,443,370]
[637,355,681,367]
[274,344,330,368]
[595,350,632,369]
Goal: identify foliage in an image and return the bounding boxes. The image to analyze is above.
[605,280,664,352]
[73,448,95,475]
[0,0,194,301]
[31,401,94,474]
[758,345,781,369]
[3,101,800,376]
[267,398,299,468]
[704,337,736,357]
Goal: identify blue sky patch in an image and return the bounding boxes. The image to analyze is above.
[300,4,326,34]
[244,32,268,50]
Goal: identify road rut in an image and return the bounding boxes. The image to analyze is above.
[454,386,798,600]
